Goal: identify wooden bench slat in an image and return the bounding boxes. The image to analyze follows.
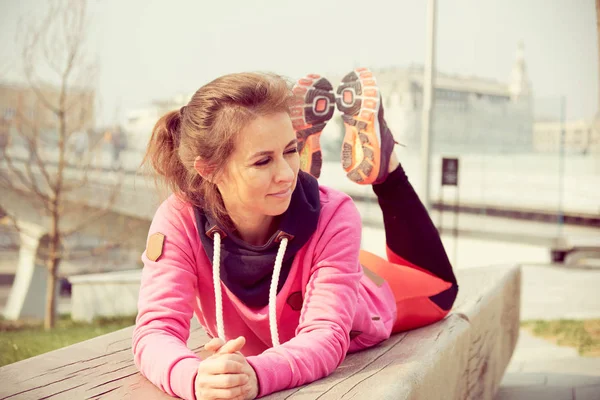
[1,265,521,400]
[0,325,210,399]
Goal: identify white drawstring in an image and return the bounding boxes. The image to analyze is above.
[268,237,288,347]
[212,232,225,341]
[211,232,288,347]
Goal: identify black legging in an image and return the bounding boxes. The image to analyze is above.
[372,164,458,310]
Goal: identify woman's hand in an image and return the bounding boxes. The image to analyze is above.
[195,336,259,400]
[195,337,249,400]
[204,336,243,355]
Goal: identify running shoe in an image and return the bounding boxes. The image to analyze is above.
[290,74,335,179]
[335,68,396,184]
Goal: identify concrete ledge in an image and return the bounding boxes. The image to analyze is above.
[70,269,141,322]
[262,264,521,399]
[3,222,56,320]
[0,265,521,400]
[453,264,521,399]
[69,269,141,284]
[550,236,600,264]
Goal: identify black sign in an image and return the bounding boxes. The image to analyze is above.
[441,157,459,186]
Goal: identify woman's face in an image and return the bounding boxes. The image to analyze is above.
[217,112,300,220]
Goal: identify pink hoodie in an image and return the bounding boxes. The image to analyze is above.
[132,185,397,399]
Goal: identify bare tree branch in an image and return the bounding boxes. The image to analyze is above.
[1,0,136,330]
[3,0,123,329]
[0,207,22,236]
[12,108,55,190]
[61,171,90,193]
[60,173,126,237]
[1,149,51,209]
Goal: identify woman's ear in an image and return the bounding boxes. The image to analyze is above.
[194,156,215,182]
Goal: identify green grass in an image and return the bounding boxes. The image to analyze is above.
[0,314,136,367]
[521,319,600,357]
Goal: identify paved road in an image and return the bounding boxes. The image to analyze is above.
[497,329,600,400]
[360,226,600,399]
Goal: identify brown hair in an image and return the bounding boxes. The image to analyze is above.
[142,72,293,229]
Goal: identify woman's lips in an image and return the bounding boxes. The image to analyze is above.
[269,187,292,198]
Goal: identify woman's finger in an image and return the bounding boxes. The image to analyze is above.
[217,336,245,355]
[204,337,226,353]
[199,355,245,375]
[201,372,249,389]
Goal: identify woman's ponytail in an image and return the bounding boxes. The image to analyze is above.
[141,110,191,199]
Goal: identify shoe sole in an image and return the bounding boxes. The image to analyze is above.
[290,74,335,179]
[335,68,381,184]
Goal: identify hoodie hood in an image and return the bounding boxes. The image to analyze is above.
[194,170,321,309]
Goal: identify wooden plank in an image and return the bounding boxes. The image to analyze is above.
[263,316,470,400]
[0,324,211,400]
[0,265,520,400]
[263,265,521,400]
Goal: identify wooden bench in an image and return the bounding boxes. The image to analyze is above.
[0,265,521,400]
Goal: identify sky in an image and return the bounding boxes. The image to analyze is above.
[0,0,598,125]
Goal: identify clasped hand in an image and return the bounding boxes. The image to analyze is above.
[194,336,258,400]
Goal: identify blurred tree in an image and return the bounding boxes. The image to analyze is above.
[0,0,130,330]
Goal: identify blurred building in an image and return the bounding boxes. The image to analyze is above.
[124,94,190,151]
[0,81,95,148]
[322,43,533,155]
[126,44,535,155]
[533,119,600,154]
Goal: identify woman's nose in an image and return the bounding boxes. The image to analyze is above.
[275,158,295,182]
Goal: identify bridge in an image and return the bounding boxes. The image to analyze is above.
[1,146,599,320]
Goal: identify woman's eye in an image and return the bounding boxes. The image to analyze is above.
[255,158,270,166]
[254,148,297,167]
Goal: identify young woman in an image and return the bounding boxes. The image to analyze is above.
[133,69,458,400]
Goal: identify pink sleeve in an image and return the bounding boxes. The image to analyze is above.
[246,196,362,397]
[132,200,200,400]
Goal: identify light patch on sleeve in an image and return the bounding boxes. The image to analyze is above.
[362,265,385,287]
[146,232,165,262]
